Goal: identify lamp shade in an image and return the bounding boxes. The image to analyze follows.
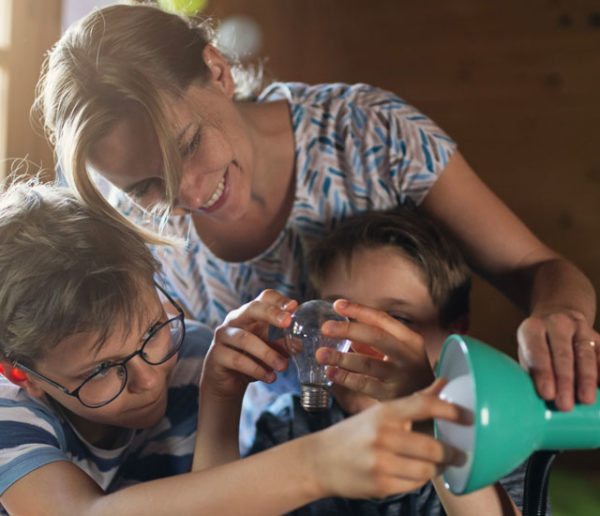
[434,334,600,494]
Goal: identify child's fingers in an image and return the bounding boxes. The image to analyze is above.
[325,367,392,399]
[214,326,289,374]
[333,299,420,338]
[316,347,396,378]
[377,450,442,484]
[322,310,423,360]
[378,427,466,467]
[351,341,385,359]
[417,379,474,425]
[225,290,296,333]
[211,343,276,383]
[421,377,448,396]
[388,391,473,426]
[256,289,298,313]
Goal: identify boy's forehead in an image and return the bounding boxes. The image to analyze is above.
[39,300,158,374]
[320,247,435,308]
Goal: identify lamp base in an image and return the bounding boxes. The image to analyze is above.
[300,384,329,411]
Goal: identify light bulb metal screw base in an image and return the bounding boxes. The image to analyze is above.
[300,384,329,411]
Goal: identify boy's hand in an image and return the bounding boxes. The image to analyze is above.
[312,379,468,499]
[201,290,297,399]
[316,299,435,413]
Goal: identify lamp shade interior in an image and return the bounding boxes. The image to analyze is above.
[435,336,476,493]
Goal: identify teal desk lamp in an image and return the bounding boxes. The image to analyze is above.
[434,334,600,495]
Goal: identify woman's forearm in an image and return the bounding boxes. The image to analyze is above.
[524,257,596,322]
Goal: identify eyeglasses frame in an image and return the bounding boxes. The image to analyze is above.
[13,283,185,409]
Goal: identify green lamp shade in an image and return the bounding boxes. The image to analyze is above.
[434,334,600,494]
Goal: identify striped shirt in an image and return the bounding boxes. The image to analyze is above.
[0,322,212,512]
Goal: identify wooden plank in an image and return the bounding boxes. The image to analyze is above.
[3,0,61,179]
[204,0,600,354]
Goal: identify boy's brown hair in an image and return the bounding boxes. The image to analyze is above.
[309,207,471,328]
[0,179,160,366]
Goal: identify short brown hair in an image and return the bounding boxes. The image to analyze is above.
[309,207,471,328]
[0,178,160,366]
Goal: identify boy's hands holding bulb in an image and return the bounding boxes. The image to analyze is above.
[196,289,468,503]
[316,299,435,415]
[194,289,296,470]
[200,289,297,401]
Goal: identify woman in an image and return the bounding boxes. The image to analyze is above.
[36,3,598,453]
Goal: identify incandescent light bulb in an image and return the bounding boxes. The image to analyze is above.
[284,300,351,411]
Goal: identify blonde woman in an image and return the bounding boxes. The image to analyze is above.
[36,3,599,453]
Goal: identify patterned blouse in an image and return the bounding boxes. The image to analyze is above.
[113,82,457,453]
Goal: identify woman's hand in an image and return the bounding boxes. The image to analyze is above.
[311,379,468,500]
[420,152,599,414]
[200,289,297,400]
[316,299,435,414]
[518,309,600,411]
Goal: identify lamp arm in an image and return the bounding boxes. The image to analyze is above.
[522,450,559,516]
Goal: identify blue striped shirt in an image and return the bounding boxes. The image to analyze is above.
[0,322,212,511]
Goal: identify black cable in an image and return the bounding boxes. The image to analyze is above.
[522,450,559,516]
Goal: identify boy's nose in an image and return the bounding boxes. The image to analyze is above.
[126,355,160,393]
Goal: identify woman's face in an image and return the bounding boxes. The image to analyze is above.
[89,66,255,222]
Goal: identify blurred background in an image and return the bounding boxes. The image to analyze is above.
[1,0,599,512]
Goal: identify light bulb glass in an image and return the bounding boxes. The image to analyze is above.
[284,300,351,411]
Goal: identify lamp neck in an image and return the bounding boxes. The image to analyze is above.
[538,394,600,450]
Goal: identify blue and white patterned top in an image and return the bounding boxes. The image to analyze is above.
[0,323,212,512]
[113,83,456,454]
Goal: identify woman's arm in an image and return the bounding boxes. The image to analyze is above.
[420,151,599,410]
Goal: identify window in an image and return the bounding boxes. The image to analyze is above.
[0,0,11,176]
[0,0,60,179]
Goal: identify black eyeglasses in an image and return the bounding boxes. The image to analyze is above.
[14,284,185,409]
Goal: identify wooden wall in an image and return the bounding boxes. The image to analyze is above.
[207,0,600,361]
[2,0,60,178]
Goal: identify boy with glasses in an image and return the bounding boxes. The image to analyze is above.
[0,181,470,515]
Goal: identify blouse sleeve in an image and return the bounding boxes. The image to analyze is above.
[337,84,457,209]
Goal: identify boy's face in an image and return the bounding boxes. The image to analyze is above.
[26,285,178,444]
[319,246,452,364]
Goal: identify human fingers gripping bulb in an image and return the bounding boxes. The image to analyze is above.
[284,300,351,411]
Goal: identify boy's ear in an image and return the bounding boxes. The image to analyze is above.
[0,360,45,398]
[202,45,235,99]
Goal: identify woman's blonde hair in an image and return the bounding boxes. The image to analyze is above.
[34,2,263,245]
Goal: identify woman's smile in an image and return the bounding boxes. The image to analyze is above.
[195,167,230,213]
